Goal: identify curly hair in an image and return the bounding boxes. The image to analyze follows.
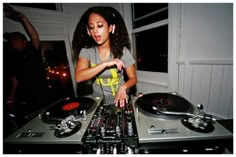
[72,6,131,60]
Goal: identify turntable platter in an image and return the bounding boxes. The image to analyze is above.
[135,93,193,118]
[41,97,96,124]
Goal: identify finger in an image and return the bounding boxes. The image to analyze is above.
[117,65,122,71]
[117,62,124,71]
[114,99,118,107]
[115,63,122,71]
[125,97,128,104]
[116,59,124,67]
[120,99,125,108]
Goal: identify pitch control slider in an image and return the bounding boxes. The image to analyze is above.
[147,128,178,135]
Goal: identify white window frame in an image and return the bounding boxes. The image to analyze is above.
[122,3,181,91]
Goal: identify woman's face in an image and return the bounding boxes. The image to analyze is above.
[88,13,112,46]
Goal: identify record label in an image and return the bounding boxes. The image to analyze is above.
[62,102,80,111]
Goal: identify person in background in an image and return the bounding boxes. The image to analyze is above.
[72,6,137,107]
[3,4,49,130]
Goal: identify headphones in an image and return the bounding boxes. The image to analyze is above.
[87,27,91,36]
[87,24,115,36]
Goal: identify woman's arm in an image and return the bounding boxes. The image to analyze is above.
[75,57,125,83]
[3,4,40,49]
[75,57,106,83]
[114,64,137,107]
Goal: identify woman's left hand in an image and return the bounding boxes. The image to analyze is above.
[114,85,128,108]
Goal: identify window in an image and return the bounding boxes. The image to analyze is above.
[132,3,168,73]
[41,41,75,103]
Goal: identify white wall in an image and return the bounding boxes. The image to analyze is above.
[180,3,233,61]
[177,3,233,119]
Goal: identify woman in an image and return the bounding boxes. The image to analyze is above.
[73,6,137,107]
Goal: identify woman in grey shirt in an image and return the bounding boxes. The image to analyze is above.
[73,6,137,107]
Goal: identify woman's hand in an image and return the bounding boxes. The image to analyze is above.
[3,4,24,21]
[114,85,128,108]
[105,58,125,71]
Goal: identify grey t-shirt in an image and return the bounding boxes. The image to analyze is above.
[79,47,135,104]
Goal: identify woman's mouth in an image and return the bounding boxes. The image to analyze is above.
[94,35,101,42]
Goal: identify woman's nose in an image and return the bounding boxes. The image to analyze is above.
[93,27,98,33]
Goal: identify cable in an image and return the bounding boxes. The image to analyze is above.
[94,47,107,105]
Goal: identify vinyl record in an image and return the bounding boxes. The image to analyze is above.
[135,93,193,119]
[41,97,96,124]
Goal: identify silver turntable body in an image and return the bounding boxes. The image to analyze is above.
[131,93,233,144]
[4,96,103,145]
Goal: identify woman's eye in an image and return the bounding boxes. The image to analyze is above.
[98,24,103,28]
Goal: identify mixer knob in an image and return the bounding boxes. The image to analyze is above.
[127,147,133,154]
[120,143,125,153]
[101,126,105,136]
[116,126,121,136]
[106,144,110,154]
[113,145,117,154]
[96,147,101,154]
[128,122,133,136]
[100,145,104,154]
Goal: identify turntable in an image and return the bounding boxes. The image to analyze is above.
[132,92,233,153]
[41,97,97,124]
[4,96,103,153]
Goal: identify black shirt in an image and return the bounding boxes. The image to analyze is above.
[9,43,48,111]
